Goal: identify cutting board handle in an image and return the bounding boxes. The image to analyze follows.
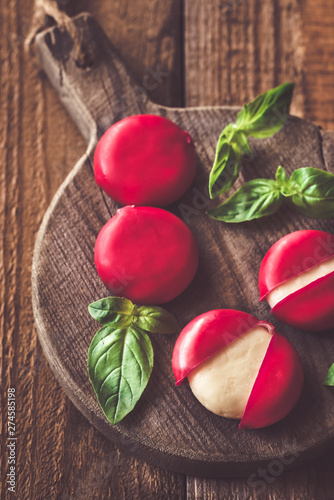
[36,13,158,145]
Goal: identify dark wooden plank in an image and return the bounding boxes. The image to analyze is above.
[32,14,334,480]
[2,0,333,498]
[0,1,185,499]
[66,0,184,109]
[184,0,306,116]
[302,0,334,130]
[36,13,156,143]
[184,0,334,496]
[186,450,334,500]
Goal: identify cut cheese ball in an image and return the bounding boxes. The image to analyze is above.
[267,255,334,308]
[259,230,334,331]
[188,326,272,419]
[172,309,304,429]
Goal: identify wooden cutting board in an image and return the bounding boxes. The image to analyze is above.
[32,13,334,478]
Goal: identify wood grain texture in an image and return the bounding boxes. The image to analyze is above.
[32,12,334,480]
[184,0,334,496]
[1,0,334,498]
[302,0,334,130]
[184,0,306,116]
[0,1,186,499]
[65,0,184,109]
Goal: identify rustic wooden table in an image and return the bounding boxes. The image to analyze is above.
[1,1,334,499]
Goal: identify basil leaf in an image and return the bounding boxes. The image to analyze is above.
[207,179,283,223]
[275,165,288,187]
[88,297,134,326]
[235,82,294,139]
[209,140,242,199]
[208,83,294,197]
[232,130,252,157]
[88,325,153,424]
[288,167,334,218]
[275,165,299,197]
[324,363,334,386]
[134,306,179,334]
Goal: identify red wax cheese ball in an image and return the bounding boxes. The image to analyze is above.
[172,309,304,429]
[94,115,197,207]
[94,206,199,304]
[259,230,334,331]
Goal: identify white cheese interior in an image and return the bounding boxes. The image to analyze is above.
[188,326,272,419]
[267,256,334,309]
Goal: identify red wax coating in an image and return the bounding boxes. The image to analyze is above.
[172,309,304,429]
[94,115,197,207]
[271,272,334,331]
[94,205,199,304]
[172,309,259,386]
[259,230,334,331]
[259,230,334,300]
[240,332,304,429]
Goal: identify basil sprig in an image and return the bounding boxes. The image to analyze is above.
[208,166,334,223]
[324,363,334,386]
[88,297,178,424]
[209,82,294,198]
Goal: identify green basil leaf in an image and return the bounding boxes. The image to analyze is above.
[288,167,334,218]
[235,82,294,139]
[88,325,153,424]
[324,363,334,386]
[275,165,298,196]
[232,130,252,157]
[275,165,288,187]
[209,140,242,199]
[207,179,283,223]
[88,297,134,326]
[208,84,294,197]
[134,306,179,334]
